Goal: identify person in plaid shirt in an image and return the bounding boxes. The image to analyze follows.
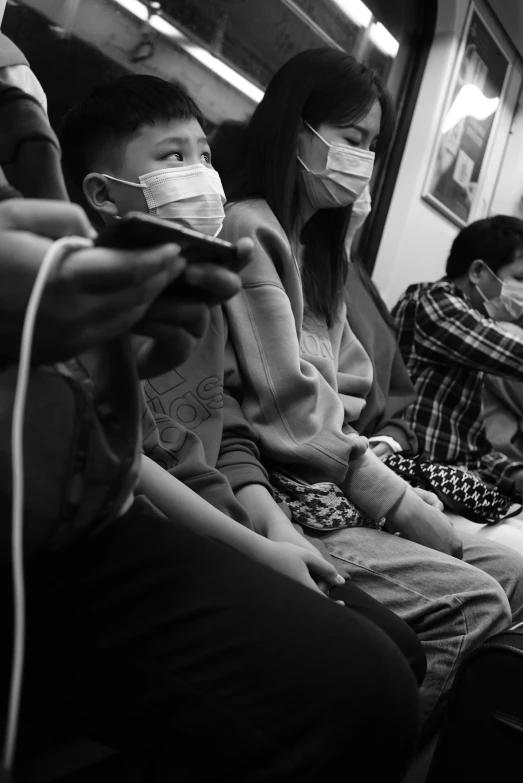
[392,215,523,492]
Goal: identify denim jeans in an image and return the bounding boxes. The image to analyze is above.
[319,528,523,724]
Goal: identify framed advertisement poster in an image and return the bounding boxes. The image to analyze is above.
[423,5,510,226]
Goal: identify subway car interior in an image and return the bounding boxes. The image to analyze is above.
[2,0,523,781]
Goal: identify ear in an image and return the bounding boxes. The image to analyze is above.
[468,258,485,286]
[82,173,119,218]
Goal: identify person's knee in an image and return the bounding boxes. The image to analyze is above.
[461,571,512,640]
[329,580,427,685]
[461,535,523,617]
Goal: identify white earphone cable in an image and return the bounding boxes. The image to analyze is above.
[2,235,91,773]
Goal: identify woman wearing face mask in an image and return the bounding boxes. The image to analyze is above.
[218,48,523,728]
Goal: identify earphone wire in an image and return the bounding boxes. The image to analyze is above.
[2,235,91,773]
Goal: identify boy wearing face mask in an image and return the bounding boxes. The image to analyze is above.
[60,75,375,596]
[59,77,250,511]
[392,215,523,493]
[60,77,267,521]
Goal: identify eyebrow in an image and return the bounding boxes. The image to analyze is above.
[155,135,209,147]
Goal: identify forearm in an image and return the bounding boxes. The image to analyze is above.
[139,454,272,561]
[340,449,407,520]
[217,392,273,494]
[235,483,320,554]
[418,296,523,379]
[140,456,343,594]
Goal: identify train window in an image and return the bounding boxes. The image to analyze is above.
[2,0,436,257]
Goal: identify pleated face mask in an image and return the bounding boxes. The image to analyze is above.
[346,185,372,249]
[104,163,226,237]
[476,262,523,322]
[297,121,374,210]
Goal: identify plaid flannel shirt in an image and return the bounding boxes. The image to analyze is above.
[391,279,523,489]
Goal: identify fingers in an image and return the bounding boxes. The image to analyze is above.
[427,495,444,511]
[233,237,255,272]
[180,236,254,301]
[0,199,96,239]
[57,245,208,349]
[64,244,185,291]
[429,493,444,511]
[302,574,329,598]
[183,262,242,304]
[80,268,185,340]
[335,564,352,580]
[134,324,201,369]
[436,512,463,559]
[348,434,369,460]
[315,579,330,595]
[142,298,210,339]
[412,486,444,510]
[425,509,464,560]
[304,551,345,588]
[370,442,393,460]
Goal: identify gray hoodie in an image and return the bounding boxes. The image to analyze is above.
[222,197,408,521]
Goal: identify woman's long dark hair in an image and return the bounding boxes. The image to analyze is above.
[212,48,396,326]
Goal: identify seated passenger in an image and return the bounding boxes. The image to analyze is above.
[58,75,428,678]
[344,202,523,554]
[60,75,347,590]
[0,200,422,782]
[392,215,523,495]
[484,321,523,463]
[215,46,523,727]
[211,130,419,461]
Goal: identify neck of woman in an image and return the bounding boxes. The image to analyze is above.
[292,192,317,246]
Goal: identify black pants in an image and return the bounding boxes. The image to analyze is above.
[4,497,422,781]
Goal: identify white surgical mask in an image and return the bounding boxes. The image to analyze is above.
[297,121,374,210]
[475,262,523,321]
[103,163,226,237]
[346,185,372,250]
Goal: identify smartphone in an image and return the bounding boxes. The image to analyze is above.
[95,212,239,269]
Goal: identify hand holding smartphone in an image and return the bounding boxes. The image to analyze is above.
[94,212,252,307]
[93,212,252,377]
[95,212,241,269]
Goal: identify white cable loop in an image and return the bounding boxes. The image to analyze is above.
[3,235,91,772]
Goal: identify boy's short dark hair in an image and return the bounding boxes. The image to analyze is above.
[60,74,203,189]
[446,215,523,278]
